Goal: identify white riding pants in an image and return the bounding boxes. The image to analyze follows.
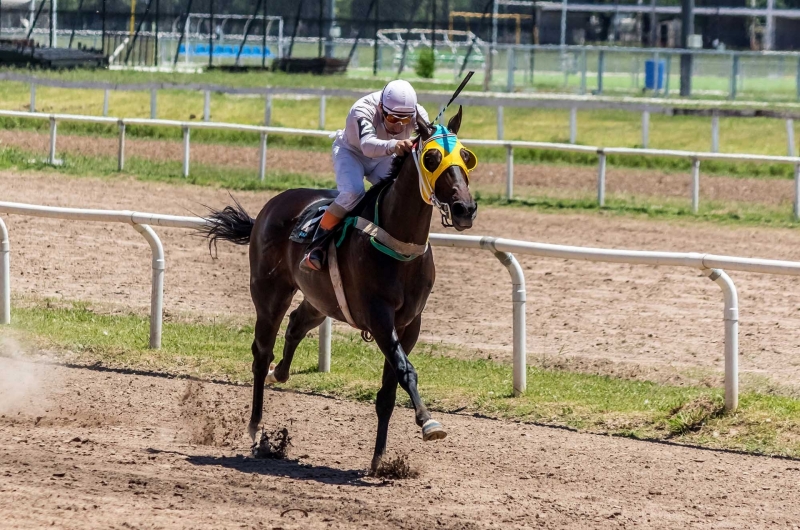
[331,139,395,211]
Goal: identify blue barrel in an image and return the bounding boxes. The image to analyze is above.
[645,59,666,90]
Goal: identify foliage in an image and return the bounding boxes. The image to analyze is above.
[415,47,436,79]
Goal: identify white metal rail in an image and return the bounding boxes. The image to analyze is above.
[2,109,800,219]
[4,202,800,410]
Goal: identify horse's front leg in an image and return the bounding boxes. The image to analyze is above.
[370,312,446,445]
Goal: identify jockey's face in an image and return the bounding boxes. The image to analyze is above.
[382,105,412,134]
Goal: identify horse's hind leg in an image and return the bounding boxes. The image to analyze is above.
[271,299,326,383]
[248,281,295,442]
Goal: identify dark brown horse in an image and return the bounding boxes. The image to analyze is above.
[200,108,477,472]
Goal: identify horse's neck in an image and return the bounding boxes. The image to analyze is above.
[378,156,432,246]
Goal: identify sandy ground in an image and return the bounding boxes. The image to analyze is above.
[0,129,797,207]
[2,352,800,529]
[3,171,800,387]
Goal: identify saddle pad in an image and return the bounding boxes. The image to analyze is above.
[289,198,335,244]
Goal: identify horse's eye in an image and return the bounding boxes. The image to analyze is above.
[423,150,442,172]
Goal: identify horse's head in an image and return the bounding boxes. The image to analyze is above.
[414,106,478,231]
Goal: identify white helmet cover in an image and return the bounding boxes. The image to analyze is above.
[381,80,417,116]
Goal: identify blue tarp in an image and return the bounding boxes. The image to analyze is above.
[178,44,274,58]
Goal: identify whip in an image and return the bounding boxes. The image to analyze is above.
[433,70,474,124]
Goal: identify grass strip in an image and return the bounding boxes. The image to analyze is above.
[6,301,800,459]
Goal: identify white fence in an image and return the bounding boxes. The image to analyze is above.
[5,202,800,412]
[2,109,800,219]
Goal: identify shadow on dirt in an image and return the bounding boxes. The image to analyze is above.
[186,454,381,487]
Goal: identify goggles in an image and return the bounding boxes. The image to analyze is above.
[382,106,414,125]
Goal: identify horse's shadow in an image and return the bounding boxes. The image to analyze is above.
[184,453,381,487]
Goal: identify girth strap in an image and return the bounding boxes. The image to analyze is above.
[353,217,429,259]
[328,239,358,329]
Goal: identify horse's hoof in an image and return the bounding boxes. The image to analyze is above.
[265,363,278,385]
[422,419,447,441]
[247,423,259,443]
[369,456,382,476]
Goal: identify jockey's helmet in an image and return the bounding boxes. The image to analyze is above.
[381,80,417,117]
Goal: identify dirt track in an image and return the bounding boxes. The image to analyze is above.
[2,352,800,529]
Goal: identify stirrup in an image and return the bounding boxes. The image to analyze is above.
[300,249,326,271]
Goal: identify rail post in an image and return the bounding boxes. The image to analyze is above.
[506,144,514,200]
[703,268,739,412]
[711,112,720,153]
[479,237,526,397]
[29,82,35,112]
[264,94,272,125]
[506,47,515,92]
[691,158,700,214]
[497,106,504,140]
[787,119,796,157]
[203,90,211,122]
[48,117,57,165]
[132,223,165,350]
[569,107,577,144]
[794,163,800,220]
[117,121,126,171]
[729,54,739,99]
[150,88,157,119]
[319,95,326,130]
[182,126,190,178]
[318,317,332,372]
[641,110,650,148]
[0,217,9,325]
[102,89,110,116]
[597,149,606,207]
[258,132,268,182]
[597,50,605,94]
[579,49,587,94]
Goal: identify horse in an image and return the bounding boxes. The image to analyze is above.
[199,107,478,472]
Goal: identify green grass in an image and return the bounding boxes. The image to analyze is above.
[3,144,799,228]
[6,301,800,458]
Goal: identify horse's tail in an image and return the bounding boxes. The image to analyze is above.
[197,196,255,256]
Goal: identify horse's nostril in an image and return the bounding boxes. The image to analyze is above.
[451,202,467,217]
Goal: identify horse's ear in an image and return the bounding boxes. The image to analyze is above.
[447,105,463,135]
[416,113,434,141]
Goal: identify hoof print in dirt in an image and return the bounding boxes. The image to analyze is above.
[251,427,292,459]
[370,454,419,480]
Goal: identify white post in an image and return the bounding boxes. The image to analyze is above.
[704,268,739,412]
[118,121,126,171]
[765,0,775,52]
[182,126,190,178]
[318,317,332,372]
[0,217,9,325]
[641,110,650,148]
[711,113,720,153]
[569,107,577,144]
[319,95,326,130]
[203,90,211,122]
[506,47,515,92]
[132,224,165,350]
[29,83,35,112]
[506,145,514,200]
[691,158,700,214]
[497,106,504,140]
[794,164,800,221]
[150,88,157,119]
[787,119,796,157]
[264,94,273,125]
[103,89,110,117]
[258,132,268,182]
[48,117,57,165]
[597,150,606,206]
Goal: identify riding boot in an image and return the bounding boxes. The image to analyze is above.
[300,225,337,271]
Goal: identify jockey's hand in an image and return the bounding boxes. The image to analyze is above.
[393,139,414,156]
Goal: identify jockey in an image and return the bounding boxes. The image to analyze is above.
[300,79,429,271]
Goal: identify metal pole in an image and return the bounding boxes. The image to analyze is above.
[680,0,694,97]
[641,110,650,148]
[262,0,268,68]
[597,50,604,94]
[497,106,504,140]
[150,88,157,119]
[579,49,587,94]
[787,119,796,157]
[209,0,214,68]
[203,90,210,121]
[49,0,56,48]
[729,53,739,99]
[569,107,577,144]
[29,83,35,112]
[765,0,775,51]
[711,112,719,153]
[794,163,800,221]
[691,158,700,214]
[102,89,109,116]
[258,132,267,181]
[559,0,567,48]
[132,223,165,350]
[0,217,9,325]
[118,121,126,171]
[319,95,326,130]
[182,126,190,178]
[506,46,515,92]
[264,94,272,125]
[597,150,606,206]
[318,317,332,372]
[506,145,513,200]
[154,0,159,67]
[373,0,379,75]
[48,117,56,165]
[703,268,738,412]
